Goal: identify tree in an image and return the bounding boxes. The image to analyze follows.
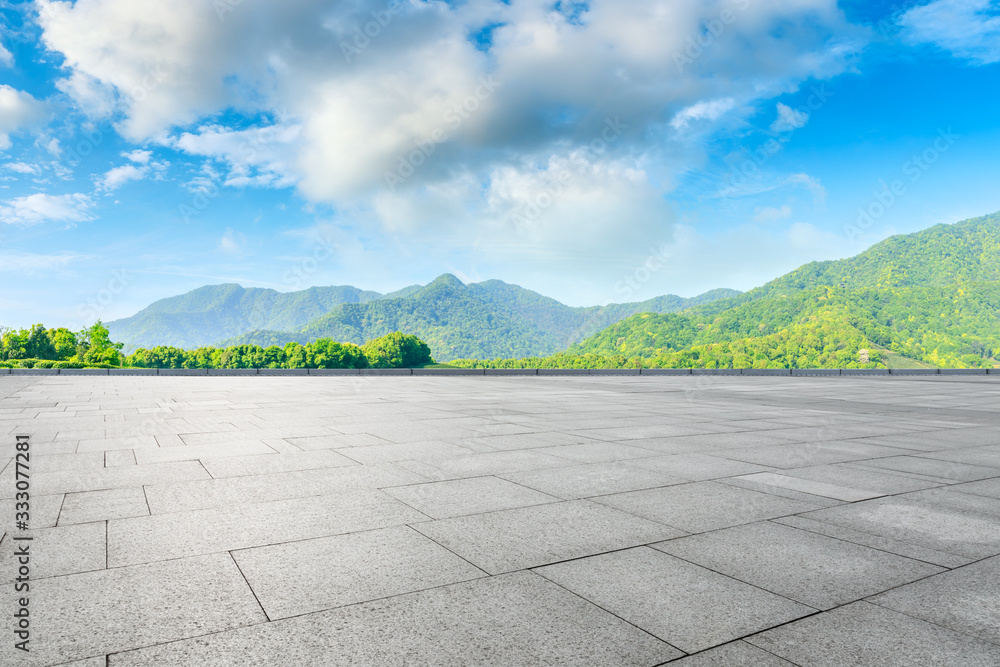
[361,332,433,368]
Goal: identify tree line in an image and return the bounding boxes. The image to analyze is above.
[0,324,433,369]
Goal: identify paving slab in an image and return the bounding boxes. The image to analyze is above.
[869,555,1000,645]
[501,460,687,499]
[108,572,680,666]
[850,454,1000,481]
[800,488,1000,560]
[0,521,105,580]
[232,525,485,618]
[654,520,944,609]
[413,500,684,573]
[734,471,885,501]
[626,452,774,480]
[4,374,1000,665]
[0,552,265,666]
[59,486,150,525]
[593,480,823,533]
[383,475,558,518]
[109,490,429,566]
[199,448,359,478]
[666,641,798,666]
[747,601,1000,667]
[536,547,813,653]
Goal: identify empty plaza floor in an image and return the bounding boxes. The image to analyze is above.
[3,374,1000,666]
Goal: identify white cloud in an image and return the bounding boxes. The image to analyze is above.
[35,0,864,261]
[0,43,13,68]
[0,85,45,150]
[123,149,151,164]
[218,227,247,255]
[754,204,792,222]
[900,0,1000,64]
[4,162,40,175]
[97,164,147,191]
[0,193,94,226]
[671,99,737,131]
[771,103,810,132]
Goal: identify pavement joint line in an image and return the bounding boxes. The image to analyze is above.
[228,550,272,623]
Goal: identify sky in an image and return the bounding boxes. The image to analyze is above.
[1,0,999,328]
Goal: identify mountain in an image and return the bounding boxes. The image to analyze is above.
[563,212,1000,369]
[106,284,382,350]
[221,275,741,361]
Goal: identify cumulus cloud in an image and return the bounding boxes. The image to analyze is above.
[123,149,151,164]
[97,164,147,191]
[900,0,1000,64]
[0,193,94,226]
[35,0,864,262]
[0,43,12,68]
[4,162,40,175]
[771,103,810,132]
[218,227,247,255]
[0,85,45,150]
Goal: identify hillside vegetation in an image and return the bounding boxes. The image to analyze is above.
[454,212,1000,369]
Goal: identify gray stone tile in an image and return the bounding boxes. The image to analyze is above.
[949,477,1000,499]
[775,462,943,495]
[541,440,662,463]
[800,489,1000,559]
[0,460,211,498]
[501,461,687,500]
[716,441,912,468]
[0,522,105,580]
[665,641,797,666]
[133,439,276,465]
[536,547,813,653]
[747,602,1000,667]
[76,435,159,452]
[594,481,822,533]
[870,555,1000,645]
[655,521,943,609]
[233,525,485,618]
[421,449,572,476]
[144,464,422,514]
[109,491,428,567]
[626,452,773,480]
[384,476,557,518]
[1,492,63,529]
[105,449,137,467]
[334,440,475,464]
[772,515,973,569]
[59,487,149,525]
[108,572,679,666]
[199,449,358,478]
[851,455,1000,482]
[734,471,884,502]
[413,500,683,574]
[0,552,265,666]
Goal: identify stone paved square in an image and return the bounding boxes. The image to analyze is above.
[2,374,1000,665]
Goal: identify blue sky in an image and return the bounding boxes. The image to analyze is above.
[1,0,999,329]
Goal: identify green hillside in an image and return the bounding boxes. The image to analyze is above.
[220,276,740,361]
[457,212,1000,370]
[107,284,383,350]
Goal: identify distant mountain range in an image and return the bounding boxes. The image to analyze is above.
[108,210,1000,369]
[106,276,740,361]
[567,212,1000,369]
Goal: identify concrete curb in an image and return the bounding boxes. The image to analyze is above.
[308,369,361,375]
[484,369,538,376]
[412,369,486,376]
[640,369,692,375]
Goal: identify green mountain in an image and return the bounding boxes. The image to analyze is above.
[222,275,741,361]
[109,274,740,360]
[562,212,1000,369]
[106,284,382,350]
